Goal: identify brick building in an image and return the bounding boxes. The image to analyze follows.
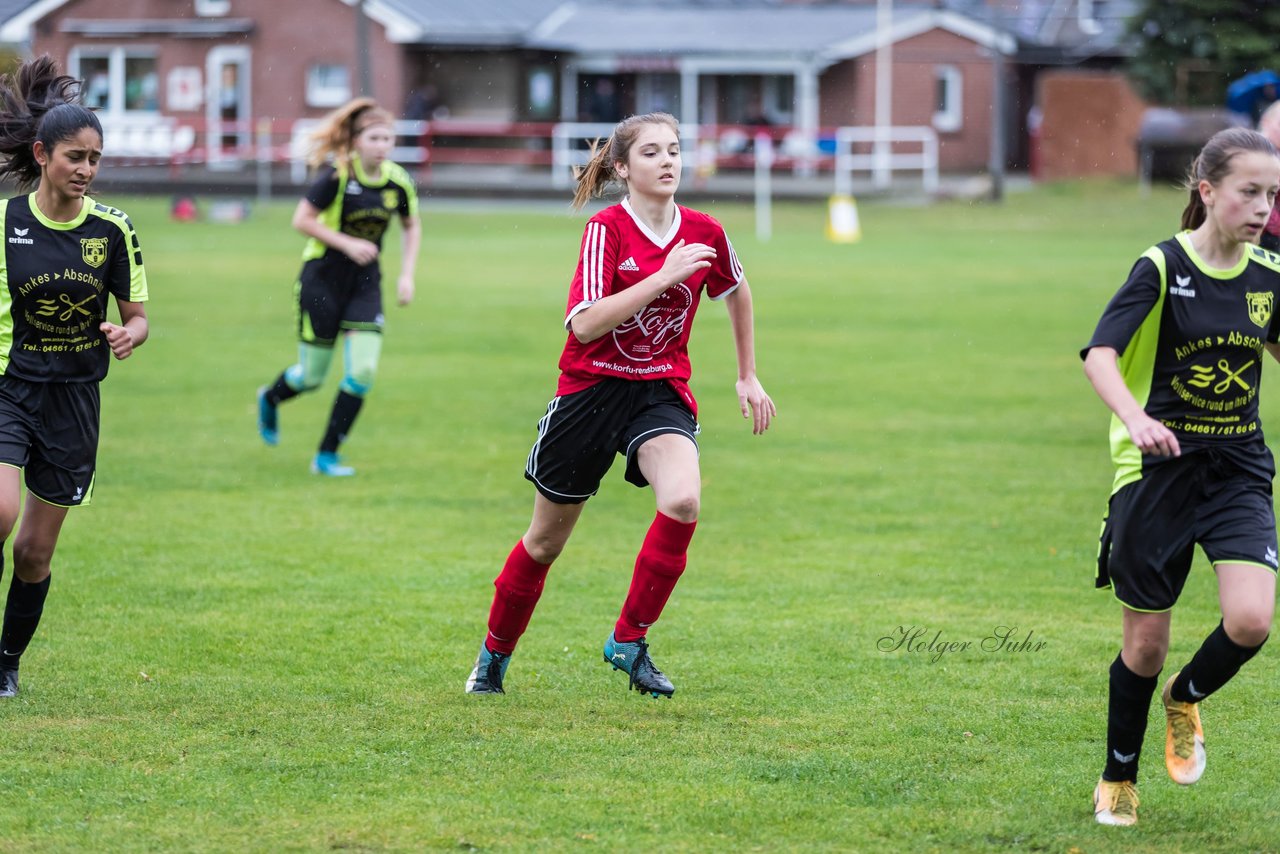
[0,0,1024,173]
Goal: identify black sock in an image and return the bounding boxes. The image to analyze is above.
[319,390,364,454]
[0,573,51,671]
[1103,652,1159,782]
[1170,620,1266,703]
[264,373,302,406]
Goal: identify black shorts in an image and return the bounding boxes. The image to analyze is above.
[0,375,99,506]
[524,378,699,504]
[295,258,384,346]
[1096,450,1279,612]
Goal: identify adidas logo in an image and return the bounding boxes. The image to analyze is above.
[618,256,639,272]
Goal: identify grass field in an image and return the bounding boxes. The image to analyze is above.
[0,178,1277,852]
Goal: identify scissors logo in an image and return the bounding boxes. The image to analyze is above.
[1213,358,1254,394]
[1187,359,1254,394]
[35,293,95,321]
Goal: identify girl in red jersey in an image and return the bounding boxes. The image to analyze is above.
[466,112,776,697]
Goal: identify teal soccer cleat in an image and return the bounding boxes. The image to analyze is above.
[465,644,511,694]
[604,632,674,698]
[257,386,279,446]
[311,451,355,477]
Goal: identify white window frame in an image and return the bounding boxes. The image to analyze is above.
[195,0,231,16]
[69,46,160,119]
[306,64,352,109]
[1077,0,1103,36]
[932,65,962,134]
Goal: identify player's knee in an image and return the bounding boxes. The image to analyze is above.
[523,532,568,565]
[341,333,381,397]
[285,363,323,392]
[1225,612,1272,648]
[659,492,700,524]
[12,538,54,582]
[0,509,16,543]
[340,365,376,397]
[1125,639,1168,674]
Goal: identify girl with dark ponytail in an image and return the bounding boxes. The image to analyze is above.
[1081,127,1280,825]
[0,56,149,699]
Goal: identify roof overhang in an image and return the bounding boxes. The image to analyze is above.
[340,0,426,44]
[1,0,69,43]
[60,18,255,38]
[820,9,1016,65]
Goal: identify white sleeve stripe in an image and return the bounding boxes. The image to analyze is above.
[582,222,592,301]
[593,222,605,301]
[583,221,607,302]
[726,236,744,281]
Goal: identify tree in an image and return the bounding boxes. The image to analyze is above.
[1126,0,1280,106]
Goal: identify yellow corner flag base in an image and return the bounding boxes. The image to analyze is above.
[827,194,862,243]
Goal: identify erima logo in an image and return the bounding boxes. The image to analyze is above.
[1267,546,1278,567]
[1112,749,1136,764]
[8,226,32,245]
[618,256,640,272]
[346,180,362,194]
[1170,274,1195,298]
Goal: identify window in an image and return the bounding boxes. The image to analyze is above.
[71,48,158,115]
[1077,0,1103,36]
[932,65,962,133]
[307,64,351,108]
[195,0,231,16]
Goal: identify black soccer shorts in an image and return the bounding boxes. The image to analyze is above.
[1096,450,1279,612]
[295,257,385,346]
[524,378,700,504]
[0,375,99,507]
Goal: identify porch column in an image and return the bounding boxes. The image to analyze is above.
[795,65,820,176]
[560,63,579,121]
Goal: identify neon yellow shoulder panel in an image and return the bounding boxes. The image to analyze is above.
[1109,246,1167,494]
[302,164,347,263]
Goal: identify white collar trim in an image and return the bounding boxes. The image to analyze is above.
[622,197,681,249]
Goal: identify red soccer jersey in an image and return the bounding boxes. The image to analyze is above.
[556,198,743,416]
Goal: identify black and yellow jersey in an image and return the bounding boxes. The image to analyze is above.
[301,155,417,265]
[1085,232,1280,493]
[0,194,147,383]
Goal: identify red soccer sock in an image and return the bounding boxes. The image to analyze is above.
[614,512,698,643]
[486,539,551,655]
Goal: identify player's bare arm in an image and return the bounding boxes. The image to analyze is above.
[397,215,421,306]
[725,281,776,434]
[570,239,714,343]
[101,299,148,360]
[292,198,377,266]
[1083,345,1180,457]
